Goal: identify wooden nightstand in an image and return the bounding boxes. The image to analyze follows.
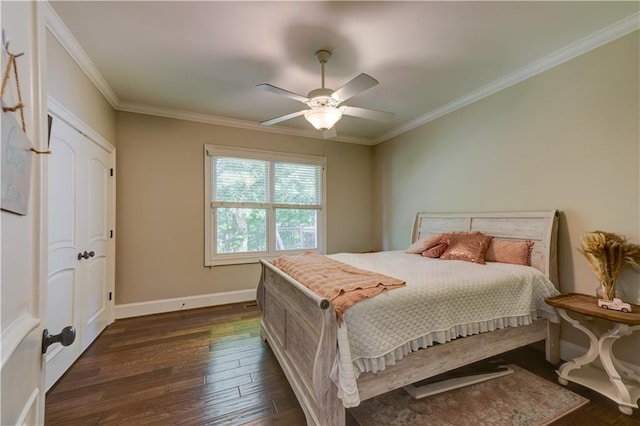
[545,293,640,415]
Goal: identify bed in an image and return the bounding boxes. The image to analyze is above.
[256,210,561,425]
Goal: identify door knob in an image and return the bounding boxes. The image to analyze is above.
[42,325,76,353]
[77,251,95,260]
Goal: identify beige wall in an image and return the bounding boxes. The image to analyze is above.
[46,29,116,144]
[115,112,374,304]
[373,31,640,364]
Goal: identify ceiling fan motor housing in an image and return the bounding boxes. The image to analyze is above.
[307,88,340,108]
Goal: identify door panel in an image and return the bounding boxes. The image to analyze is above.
[86,259,106,321]
[88,156,108,240]
[46,270,75,333]
[45,268,80,389]
[48,140,76,249]
[84,255,108,349]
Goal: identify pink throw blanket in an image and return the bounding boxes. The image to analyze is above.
[271,252,405,320]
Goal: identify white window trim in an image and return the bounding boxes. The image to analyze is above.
[204,145,326,266]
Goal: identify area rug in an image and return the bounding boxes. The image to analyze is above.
[349,364,588,426]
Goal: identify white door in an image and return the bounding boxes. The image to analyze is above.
[45,118,83,388]
[80,129,112,350]
[45,116,114,389]
[1,1,48,424]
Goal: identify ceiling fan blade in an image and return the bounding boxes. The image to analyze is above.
[331,73,378,103]
[322,127,337,139]
[342,105,394,122]
[260,110,306,126]
[255,84,309,103]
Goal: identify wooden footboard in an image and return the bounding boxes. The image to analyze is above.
[257,260,345,425]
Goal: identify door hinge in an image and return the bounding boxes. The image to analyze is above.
[108,292,112,301]
[109,230,114,238]
[110,168,114,176]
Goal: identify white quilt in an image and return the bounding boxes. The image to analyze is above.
[327,251,560,407]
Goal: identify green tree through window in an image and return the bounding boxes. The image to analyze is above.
[205,146,325,265]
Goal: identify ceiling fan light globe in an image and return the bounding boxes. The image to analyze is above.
[304,107,342,130]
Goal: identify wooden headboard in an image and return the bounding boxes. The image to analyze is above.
[411,210,560,288]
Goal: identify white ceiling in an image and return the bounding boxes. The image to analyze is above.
[48,1,639,145]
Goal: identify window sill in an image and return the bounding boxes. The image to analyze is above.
[206,249,322,267]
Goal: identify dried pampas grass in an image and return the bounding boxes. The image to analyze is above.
[578,231,640,300]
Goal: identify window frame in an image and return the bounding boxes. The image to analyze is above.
[204,144,326,266]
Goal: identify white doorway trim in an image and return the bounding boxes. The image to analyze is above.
[48,97,114,153]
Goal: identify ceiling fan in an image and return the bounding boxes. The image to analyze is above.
[256,50,394,138]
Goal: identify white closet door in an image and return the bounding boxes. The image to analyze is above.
[46,117,114,390]
[46,118,83,389]
[81,140,111,350]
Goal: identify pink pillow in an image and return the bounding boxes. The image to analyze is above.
[421,243,448,258]
[485,240,533,266]
[406,233,448,254]
[440,232,493,264]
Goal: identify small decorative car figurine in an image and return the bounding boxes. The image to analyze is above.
[598,298,632,313]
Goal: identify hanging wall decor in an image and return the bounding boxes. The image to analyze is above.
[1,30,32,215]
[1,104,32,215]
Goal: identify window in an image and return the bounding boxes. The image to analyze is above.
[204,145,326,266]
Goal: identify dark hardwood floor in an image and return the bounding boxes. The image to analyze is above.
[45,303,640,425]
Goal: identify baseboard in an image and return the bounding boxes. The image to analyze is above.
[114,289,257,319]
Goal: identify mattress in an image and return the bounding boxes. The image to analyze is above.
[326,250,560,407]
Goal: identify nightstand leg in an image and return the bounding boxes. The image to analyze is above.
[555,308,600,381]
[599,323,640,414]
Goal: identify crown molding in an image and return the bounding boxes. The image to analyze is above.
[117,101,375,145]
[375,12,640,144]
[43,2,120,108]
